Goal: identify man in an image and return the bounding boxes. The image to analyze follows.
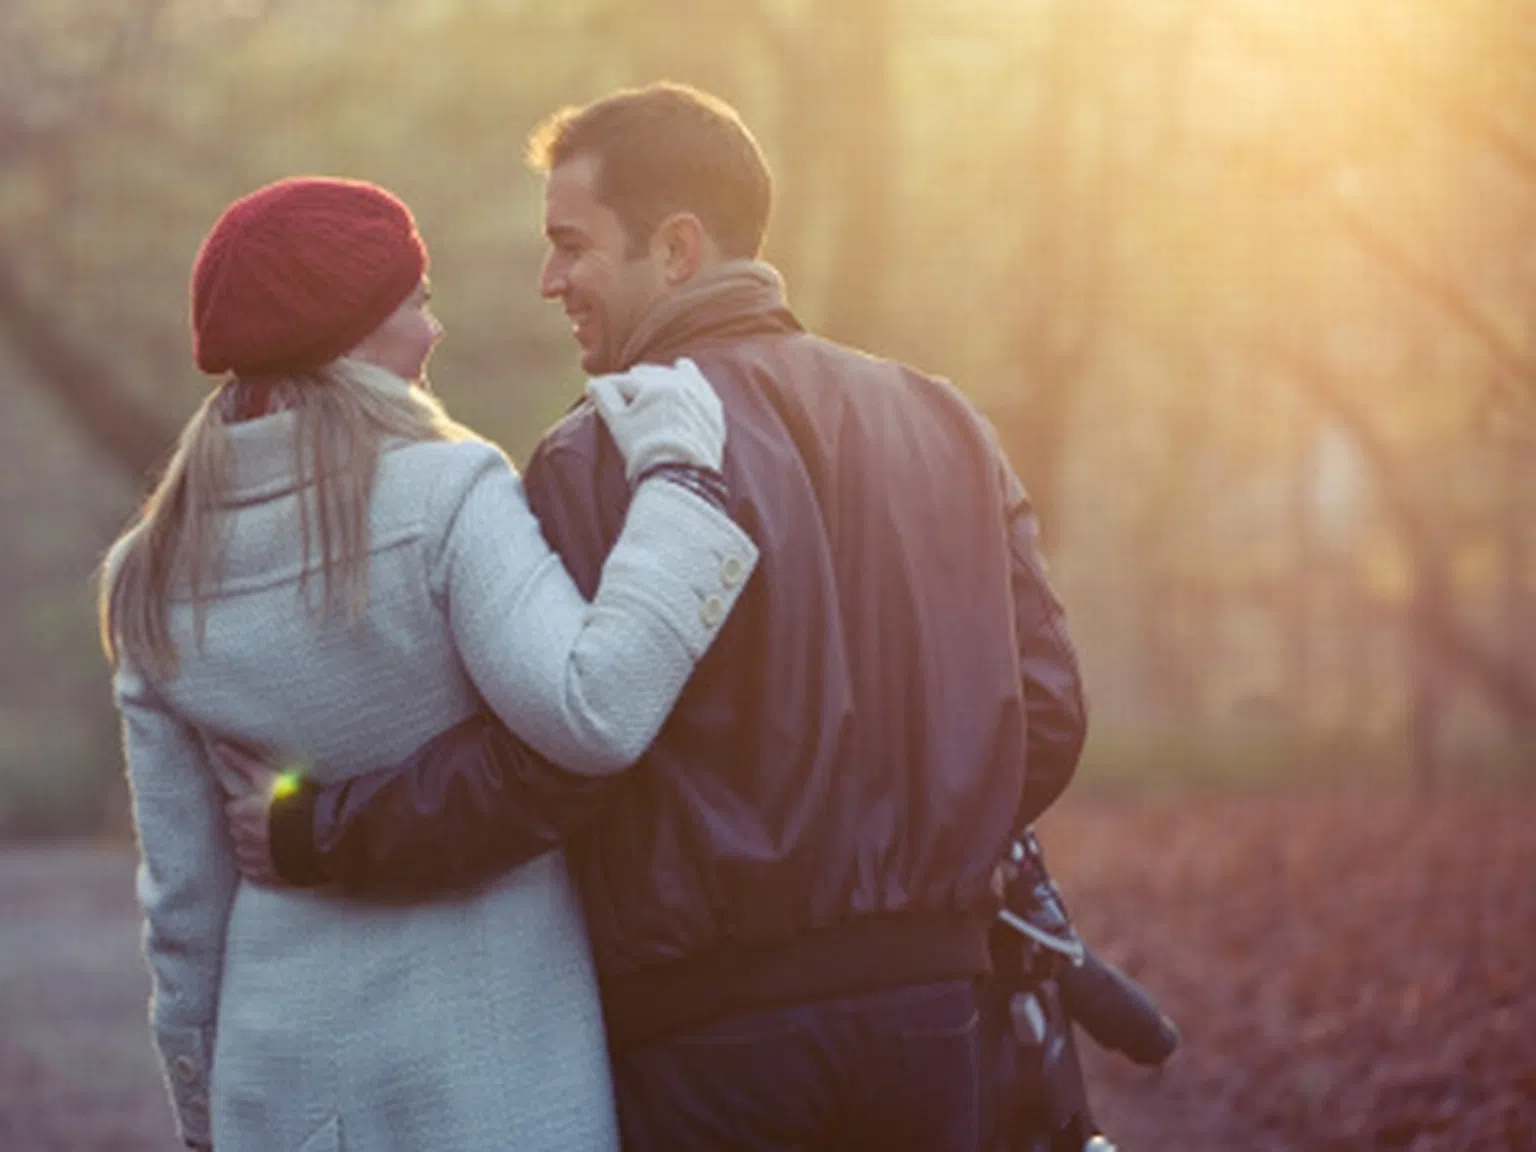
[225,82,1087,1150]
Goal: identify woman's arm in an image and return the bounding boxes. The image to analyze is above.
[425,358,756,776]
[117,664,234,1151]
[219,360,755,894]
[428,453,755,775]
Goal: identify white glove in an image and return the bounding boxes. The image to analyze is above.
[586,356,726,483]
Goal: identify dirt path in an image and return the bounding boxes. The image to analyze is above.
[0,844,173,1151]
[1049,790,1536,1151]
[2,790,1532,1150]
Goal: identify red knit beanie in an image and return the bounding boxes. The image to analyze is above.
[191,176,428,376]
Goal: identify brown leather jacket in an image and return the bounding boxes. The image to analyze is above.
[271,284,1087,1049]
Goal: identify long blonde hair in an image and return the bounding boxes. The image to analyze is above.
[99,358,474,680]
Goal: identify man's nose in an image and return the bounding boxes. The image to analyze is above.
[538,258,563,299]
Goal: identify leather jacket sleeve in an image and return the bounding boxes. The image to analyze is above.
[269,712,611,897]
[1000,458,1088,828]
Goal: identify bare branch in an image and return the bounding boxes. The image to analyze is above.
[1330,196,1532,397]
[1262,340,1536,730]
[0,261,178,486]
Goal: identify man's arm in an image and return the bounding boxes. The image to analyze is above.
[1000,458,1088,828]
[262,713,610,896]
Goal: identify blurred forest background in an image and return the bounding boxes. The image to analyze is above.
[2,0,1533,836]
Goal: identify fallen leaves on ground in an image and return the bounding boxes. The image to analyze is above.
[1048,788,1536,1150]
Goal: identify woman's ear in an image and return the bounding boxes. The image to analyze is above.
[653,212,709,285]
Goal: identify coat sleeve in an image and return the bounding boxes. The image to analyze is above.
[270,435,743,896]
[425,443,757,776]
[117,663,232,1150]
[999,455,1089,828]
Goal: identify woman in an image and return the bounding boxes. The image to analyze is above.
[97,176,757,1151]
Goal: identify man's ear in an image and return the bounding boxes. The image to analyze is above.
[652,212,711,285]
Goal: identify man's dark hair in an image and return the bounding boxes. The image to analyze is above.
[527,82,773,260]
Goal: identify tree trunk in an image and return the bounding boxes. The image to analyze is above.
[1275,350,1536,749]
[0,260,177,487]
[816,0,896,354]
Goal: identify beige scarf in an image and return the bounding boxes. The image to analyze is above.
[616,259,790,370]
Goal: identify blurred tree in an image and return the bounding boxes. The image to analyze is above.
[1220,0,1536,777]
[0,0,188,483]
[4,0,1534,833]
[986,0,1184,542]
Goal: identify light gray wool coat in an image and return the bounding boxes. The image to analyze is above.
[110,407,757,1151]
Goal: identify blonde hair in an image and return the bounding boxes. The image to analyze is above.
[99,358,474,680]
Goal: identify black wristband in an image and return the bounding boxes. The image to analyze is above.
[635,461,730,512]
[268,778,325,886]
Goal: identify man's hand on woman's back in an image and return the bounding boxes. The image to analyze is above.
[209,738,284,885]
